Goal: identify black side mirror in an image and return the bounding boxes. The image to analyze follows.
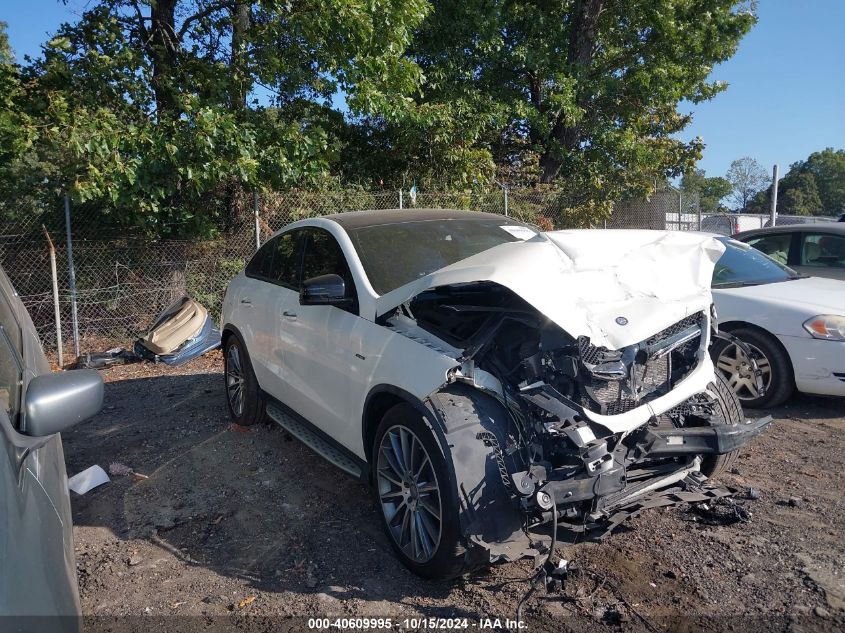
[300,274,350,306]
[24,370,104,437]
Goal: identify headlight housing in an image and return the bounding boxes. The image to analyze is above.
[802,315,845,341]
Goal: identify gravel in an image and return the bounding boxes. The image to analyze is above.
[63,353,845,631]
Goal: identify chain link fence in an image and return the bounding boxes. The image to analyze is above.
[1,185,831,364]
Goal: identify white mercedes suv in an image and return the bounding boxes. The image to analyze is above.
[221,209,770,579]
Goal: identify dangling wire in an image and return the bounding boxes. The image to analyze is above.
[515,489,558,628]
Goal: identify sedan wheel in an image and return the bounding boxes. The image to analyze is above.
[376,425,443,564]
[715,341,771,402]
[711,327,794,408]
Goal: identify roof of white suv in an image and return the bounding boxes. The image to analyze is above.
[325,208,520,229]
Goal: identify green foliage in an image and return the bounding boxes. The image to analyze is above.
[0,1,756,235]
[781,149,845,215]
[1,1,429,238]
[748,148,845,217]
[681,169,732,213]
[187,254,246,321]
[399,0,756,221]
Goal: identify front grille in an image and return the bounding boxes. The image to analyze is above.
[645,312,703,348]
[583,312,704,415]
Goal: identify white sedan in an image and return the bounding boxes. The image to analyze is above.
[711,238,845,407]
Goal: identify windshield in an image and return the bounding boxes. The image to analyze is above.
[347,218,539,295]
[713,239,800,288]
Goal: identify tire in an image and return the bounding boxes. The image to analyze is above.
[698,372,746,479]
[223,333,269,426]
[711,327,794,408]
[372,403,469,579]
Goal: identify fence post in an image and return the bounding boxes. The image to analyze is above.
[253,191,261,250]
[63,194,80,359]
[43,227,63,369]
[678,190,683,230]
[697,202,702,231]
[504,188,509,217]
[770,164,779,227]
[398,189,403,210]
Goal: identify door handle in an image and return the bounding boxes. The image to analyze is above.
[283,310,297,318]
[240,298,252,305]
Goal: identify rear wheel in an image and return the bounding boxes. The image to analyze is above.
[712,327,793,408]
[223,334,268,426]
[372,404,469,579]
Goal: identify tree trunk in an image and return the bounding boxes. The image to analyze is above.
[149,0,180,119]
[229,1,251,110]
[538,0,604,183]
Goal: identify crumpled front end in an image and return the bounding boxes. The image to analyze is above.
[378,230,769,562]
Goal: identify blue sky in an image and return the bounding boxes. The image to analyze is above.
[4,1,844,180]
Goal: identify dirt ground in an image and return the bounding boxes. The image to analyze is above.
[63,352,845,633]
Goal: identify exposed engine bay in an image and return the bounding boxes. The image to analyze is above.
[383,281,772,561]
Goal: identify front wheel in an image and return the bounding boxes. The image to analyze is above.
[372,404,469,579]
[698,372,746,479]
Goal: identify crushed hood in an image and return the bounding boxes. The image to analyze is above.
[375,229,725,349]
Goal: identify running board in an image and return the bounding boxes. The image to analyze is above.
[266,402,364,479]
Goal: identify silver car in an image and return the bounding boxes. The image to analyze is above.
[734,223,845,281]
[0,265,103,631]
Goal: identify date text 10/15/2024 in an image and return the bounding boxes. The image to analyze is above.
[307,617,527,630]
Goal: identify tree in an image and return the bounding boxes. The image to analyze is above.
[747,148,845,217]
[6,0,429,236]
[726,157,769,211]
[681,169,732,213]
[779,172,823,216]
[784,149,845,215]
[401,0,756,218]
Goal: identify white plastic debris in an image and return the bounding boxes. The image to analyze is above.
[67,465,111,494]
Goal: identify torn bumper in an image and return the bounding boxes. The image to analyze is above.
[643,415,773,456]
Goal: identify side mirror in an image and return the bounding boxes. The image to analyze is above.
[300,274,350,306]
[24,370,104,437]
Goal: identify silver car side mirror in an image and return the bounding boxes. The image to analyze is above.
[24,370,104,437]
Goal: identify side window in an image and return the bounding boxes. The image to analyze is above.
[266,230,303,289]
[245,239,277,279]
[0,293,22,426]
[745,233,791,266]
[300,229,358,314]
[245,230,304,289]
[800,233,845,268]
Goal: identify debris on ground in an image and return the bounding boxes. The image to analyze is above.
[689,495,752,525]
[75,347,139,370]
[133,296,221,367]
[67,464,110,494]
[108,461,149,480]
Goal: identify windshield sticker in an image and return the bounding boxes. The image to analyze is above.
[500,225,537,240]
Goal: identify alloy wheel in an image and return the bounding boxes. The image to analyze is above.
[715,341,772,401]
[376,425,443,564]
[226,344,245,416]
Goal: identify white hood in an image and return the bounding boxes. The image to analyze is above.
[375,229,725,349]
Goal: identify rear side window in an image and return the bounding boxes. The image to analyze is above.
[0,292,22,426]
[744,233,791,266]
[245,230,303,289]
[800,233,845,268]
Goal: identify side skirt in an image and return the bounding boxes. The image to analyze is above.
[262,392,369,484]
